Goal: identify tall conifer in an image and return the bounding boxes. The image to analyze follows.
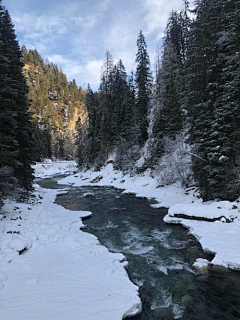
[0,4,34,196]
[135,30,152,145]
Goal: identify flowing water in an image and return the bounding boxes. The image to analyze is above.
[39,178,240,320]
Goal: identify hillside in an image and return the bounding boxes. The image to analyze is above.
[22,47,87,160]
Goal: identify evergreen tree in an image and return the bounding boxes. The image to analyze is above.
[0,3,18,197]
[186,0,221,199]
[207,0,240,199]
[84,84,98,166]
[112,59,128,138]
[153,43,183,140]
[112,62,137,170]
[186,0,240,200]
[0,4,34,196]
[149,11,185,167]
[98,51,115,158]
[135,30,152,145]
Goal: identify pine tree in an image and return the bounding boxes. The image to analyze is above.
[112,59,128,138]
[186,0,240,200]
[98,51,115,157]
[135,30,152,145]
[149,12,185,167]
[112,61,136,170]
[186,0,220,199]
[153,43,183,140]
[84,84,98,165]
[0,3,18,197]
[207,0,240,199]
[0,4,34,196]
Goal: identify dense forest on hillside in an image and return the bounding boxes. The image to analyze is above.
[77,0,240,201]
[22,47,86,161]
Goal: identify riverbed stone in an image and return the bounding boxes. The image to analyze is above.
[90,175,103,183]
[152,307,174,319]
[181,294,193,306]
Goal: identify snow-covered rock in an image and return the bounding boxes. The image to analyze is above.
[192,258,210,274]
[83,192,94,198]
[7,237,32,252]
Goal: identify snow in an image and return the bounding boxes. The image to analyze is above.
[0,162,141,320]
[193,258,209,273]
[34,160,78,178]
[2,160,240,320]
[164,213,240,270]
[7,237,33,252]
[58,161,240,271]
[168,202,238,221]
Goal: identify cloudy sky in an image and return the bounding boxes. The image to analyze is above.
[3,0,187,90]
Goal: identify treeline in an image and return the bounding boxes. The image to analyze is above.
[22,48,86,160]
[77,0,240,201]
[0,2,34,199]
[77,31,152,171]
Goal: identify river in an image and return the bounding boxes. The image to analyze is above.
[39,177,240,320]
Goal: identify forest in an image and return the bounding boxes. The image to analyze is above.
[77,0,240,201]
[1,0,240,203]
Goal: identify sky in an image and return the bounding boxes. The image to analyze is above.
[3,0,188,90]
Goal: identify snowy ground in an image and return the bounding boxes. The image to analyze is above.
[1,160,240,320]
[34,159,78,178]
[59,161,240,271]
[164,203,240,270]
[0,161,141,320]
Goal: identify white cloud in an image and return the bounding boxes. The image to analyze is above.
[7,0,190,89]
[12,13,69,54]
[48,54,83,79]
[13,13,67,36]
[71,15,96,29]
[85,60,103,88]
[143,0,183,38]
[47,54,102,90]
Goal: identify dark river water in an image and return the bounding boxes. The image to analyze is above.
[38,177,240,320]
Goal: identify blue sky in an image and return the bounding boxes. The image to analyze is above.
[3,0,187,90]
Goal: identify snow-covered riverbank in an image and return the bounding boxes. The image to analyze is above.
[58,161,240,271]
[1,160,240,320]
[0,161,141,320]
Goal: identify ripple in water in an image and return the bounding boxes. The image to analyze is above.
[37,179,240,320]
